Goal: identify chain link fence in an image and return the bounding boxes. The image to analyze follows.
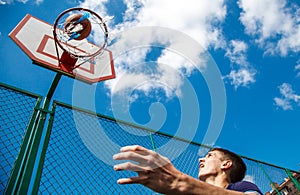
[0,83,42,194]
[1,82,299,194]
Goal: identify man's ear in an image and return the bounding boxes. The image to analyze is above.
[221,160,232,170]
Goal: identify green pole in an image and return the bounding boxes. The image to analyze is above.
[149,132,156,151]
[5,73,62,194]
[258,162,281,195]
[285,168,300,191]
[31,103,56,194]
[4,98,42,194]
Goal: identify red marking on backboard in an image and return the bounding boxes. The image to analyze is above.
[9,14,115,84]
[36,35,95,74]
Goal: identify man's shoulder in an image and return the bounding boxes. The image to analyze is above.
[227,181,263,195]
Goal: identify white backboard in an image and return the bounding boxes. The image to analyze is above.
[9,14,115,83]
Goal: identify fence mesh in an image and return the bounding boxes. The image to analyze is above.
[0,83,299,194]
[0,84,41,194]
[38,104,154,194]
[38,102,299,194]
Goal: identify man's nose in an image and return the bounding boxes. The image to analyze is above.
[199,157,205,162]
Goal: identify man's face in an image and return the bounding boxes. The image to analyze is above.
[198,150,225,180]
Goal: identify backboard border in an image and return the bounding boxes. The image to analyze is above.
[9,14,115,84]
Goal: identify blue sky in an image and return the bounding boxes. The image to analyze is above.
[1,0,299,174]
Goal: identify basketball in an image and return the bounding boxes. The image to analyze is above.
[64,13,92,40]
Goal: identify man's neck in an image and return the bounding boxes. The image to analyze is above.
[203,174,230,188]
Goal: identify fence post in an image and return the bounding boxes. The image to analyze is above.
[4,98,42,194]
[258,162,281,195]
[31,103,56,194]
[4,73,61,194]
[285,168,300,191]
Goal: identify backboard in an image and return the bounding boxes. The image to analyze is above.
[9,14,115,84]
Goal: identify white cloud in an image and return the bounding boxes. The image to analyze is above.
[225,40,248,66]
[224,68,256,90]
[0,0,28,4]
[35,0,43,5]
[274,83,300,110]
[295,60,300,78]
[238,0,300,56]
[79,0,108,14]
[130,0,227,49]
[224,40,256,89]
[79,0,227,97]
[0,0,43,4]
[104,40,192,99]
[244,175,255,183]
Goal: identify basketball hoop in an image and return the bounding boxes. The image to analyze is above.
[53,7,109,72]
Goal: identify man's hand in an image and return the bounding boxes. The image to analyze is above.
[113,145,261,195]
[113,145,182,194]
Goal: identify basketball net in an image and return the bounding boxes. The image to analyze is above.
[53,8,109,73]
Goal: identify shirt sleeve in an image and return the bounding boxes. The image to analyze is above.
[244,190,262,194]
[227,181,263,195]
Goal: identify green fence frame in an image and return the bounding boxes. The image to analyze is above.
[1,82,43,194]
[1,82,299,194]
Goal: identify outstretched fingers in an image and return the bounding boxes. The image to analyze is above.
[114,145,172,171]
[113,150,148,163]
[113,145,181,194]
[117,177,138,184]
[113,146,153,172]
[117,173,151,184]
[119,145,150,153]
[114,161,148,172]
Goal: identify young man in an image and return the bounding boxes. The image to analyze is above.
[113,145,263,195]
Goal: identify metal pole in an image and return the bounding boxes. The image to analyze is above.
[4,98,42,194]
[5,73,62,194]
[31,103,56,194]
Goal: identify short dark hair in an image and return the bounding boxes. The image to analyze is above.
[210,148,246,183]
